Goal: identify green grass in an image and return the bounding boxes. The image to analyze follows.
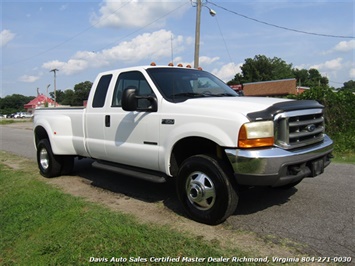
[332,153,355,164]
[0,119,16,125]
[0,119,31,125]
[329,132,355,164]
[0,155,261,266]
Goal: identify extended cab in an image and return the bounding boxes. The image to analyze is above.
[33,65,333,224]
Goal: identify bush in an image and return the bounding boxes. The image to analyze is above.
[295,87,355,154]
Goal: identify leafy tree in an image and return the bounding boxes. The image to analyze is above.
[49,90,65,104]
[292,68,328,87]
[339,80,355,92]
[0,94,35,115]
[71,81,92,106]
[227,55,329,89]
[228,55,293,84]
[61,90,75,106]
[292,68,309,85]
[50,81,92,106]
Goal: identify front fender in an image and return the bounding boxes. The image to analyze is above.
[158,117,246,175]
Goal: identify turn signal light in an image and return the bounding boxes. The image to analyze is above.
[238,121,274,148]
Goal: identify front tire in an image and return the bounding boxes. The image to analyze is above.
[177,155,238,225]
[37,139,63,178]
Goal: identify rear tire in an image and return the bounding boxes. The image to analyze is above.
[177,154,238,225]
[37,139,63,178]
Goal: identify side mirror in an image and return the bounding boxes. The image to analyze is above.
[122,87,158,112]
[122,87,138,111]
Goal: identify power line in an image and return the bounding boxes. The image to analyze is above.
[329,80,345,85]
[3,0,189,68]
[3,0,134,67]
[208,1,354,39]
[95,1,189,52]
[213,15,237,73]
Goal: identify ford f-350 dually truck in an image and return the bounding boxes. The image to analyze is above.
[33,65,333,225]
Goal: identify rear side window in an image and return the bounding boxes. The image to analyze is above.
[92,74,112,108]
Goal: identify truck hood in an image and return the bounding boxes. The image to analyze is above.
[178,96,293,119]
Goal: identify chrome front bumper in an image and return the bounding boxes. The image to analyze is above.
[225,135,333,187]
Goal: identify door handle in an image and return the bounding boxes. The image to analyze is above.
[105,115,110,127]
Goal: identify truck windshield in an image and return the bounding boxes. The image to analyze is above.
[146,67,239,103]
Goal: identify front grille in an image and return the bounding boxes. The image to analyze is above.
[274,109,325,149]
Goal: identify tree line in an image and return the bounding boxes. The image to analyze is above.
[0,81,93,115]
[227,54,353,90]
[49,81,92,106]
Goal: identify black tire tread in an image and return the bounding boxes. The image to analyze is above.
[37,139,63,178]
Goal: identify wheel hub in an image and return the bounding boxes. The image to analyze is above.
[189,183,204,201]
[39,148,49,170]
[186,172,216,211]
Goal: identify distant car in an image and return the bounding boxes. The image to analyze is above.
[14,112,33,118]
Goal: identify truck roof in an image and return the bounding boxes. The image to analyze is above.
[97,65,201,76]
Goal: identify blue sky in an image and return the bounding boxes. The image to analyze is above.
[1,0,354,97]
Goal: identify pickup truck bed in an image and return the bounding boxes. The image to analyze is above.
[34,107,89,157]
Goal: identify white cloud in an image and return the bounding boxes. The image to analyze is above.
[19,75,40,83]
[169,56,221,72]
[212,62,242,82]
[333,40,355,52]
[91,0,188,29]
[199,56,220,65]
[1,29,15,47]
[42,60,66,72]
[310,57,343,71]
[323,40,355,55]
[350,68,355,79]
[42,30,187,75]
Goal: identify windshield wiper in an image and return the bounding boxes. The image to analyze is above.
[207,93,237,97]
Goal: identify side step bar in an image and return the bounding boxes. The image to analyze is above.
[92,161,167,183]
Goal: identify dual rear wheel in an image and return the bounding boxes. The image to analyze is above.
[37,139,74,178]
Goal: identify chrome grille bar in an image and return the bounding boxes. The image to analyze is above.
[274,109,325,149]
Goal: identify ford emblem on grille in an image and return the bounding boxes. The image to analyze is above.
[306,124,316,132]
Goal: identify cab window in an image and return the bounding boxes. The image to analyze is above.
[92,74,112,108]
[112,71,154,108]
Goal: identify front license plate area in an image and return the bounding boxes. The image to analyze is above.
[311,158,324,177]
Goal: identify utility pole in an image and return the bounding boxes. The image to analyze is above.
[194,0,202,69]
[193,0,216,69]
[50,69,59,107]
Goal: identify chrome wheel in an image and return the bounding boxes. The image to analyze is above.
[37,139,62,178]
[186,171,216,211]
[177,155,239,225]
[39,148,49,170]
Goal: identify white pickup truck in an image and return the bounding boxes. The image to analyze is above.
[33,65,333,224]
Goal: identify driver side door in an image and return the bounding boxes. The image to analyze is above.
[104,71,160,171]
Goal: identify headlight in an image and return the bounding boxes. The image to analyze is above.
[238,121,274,148]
